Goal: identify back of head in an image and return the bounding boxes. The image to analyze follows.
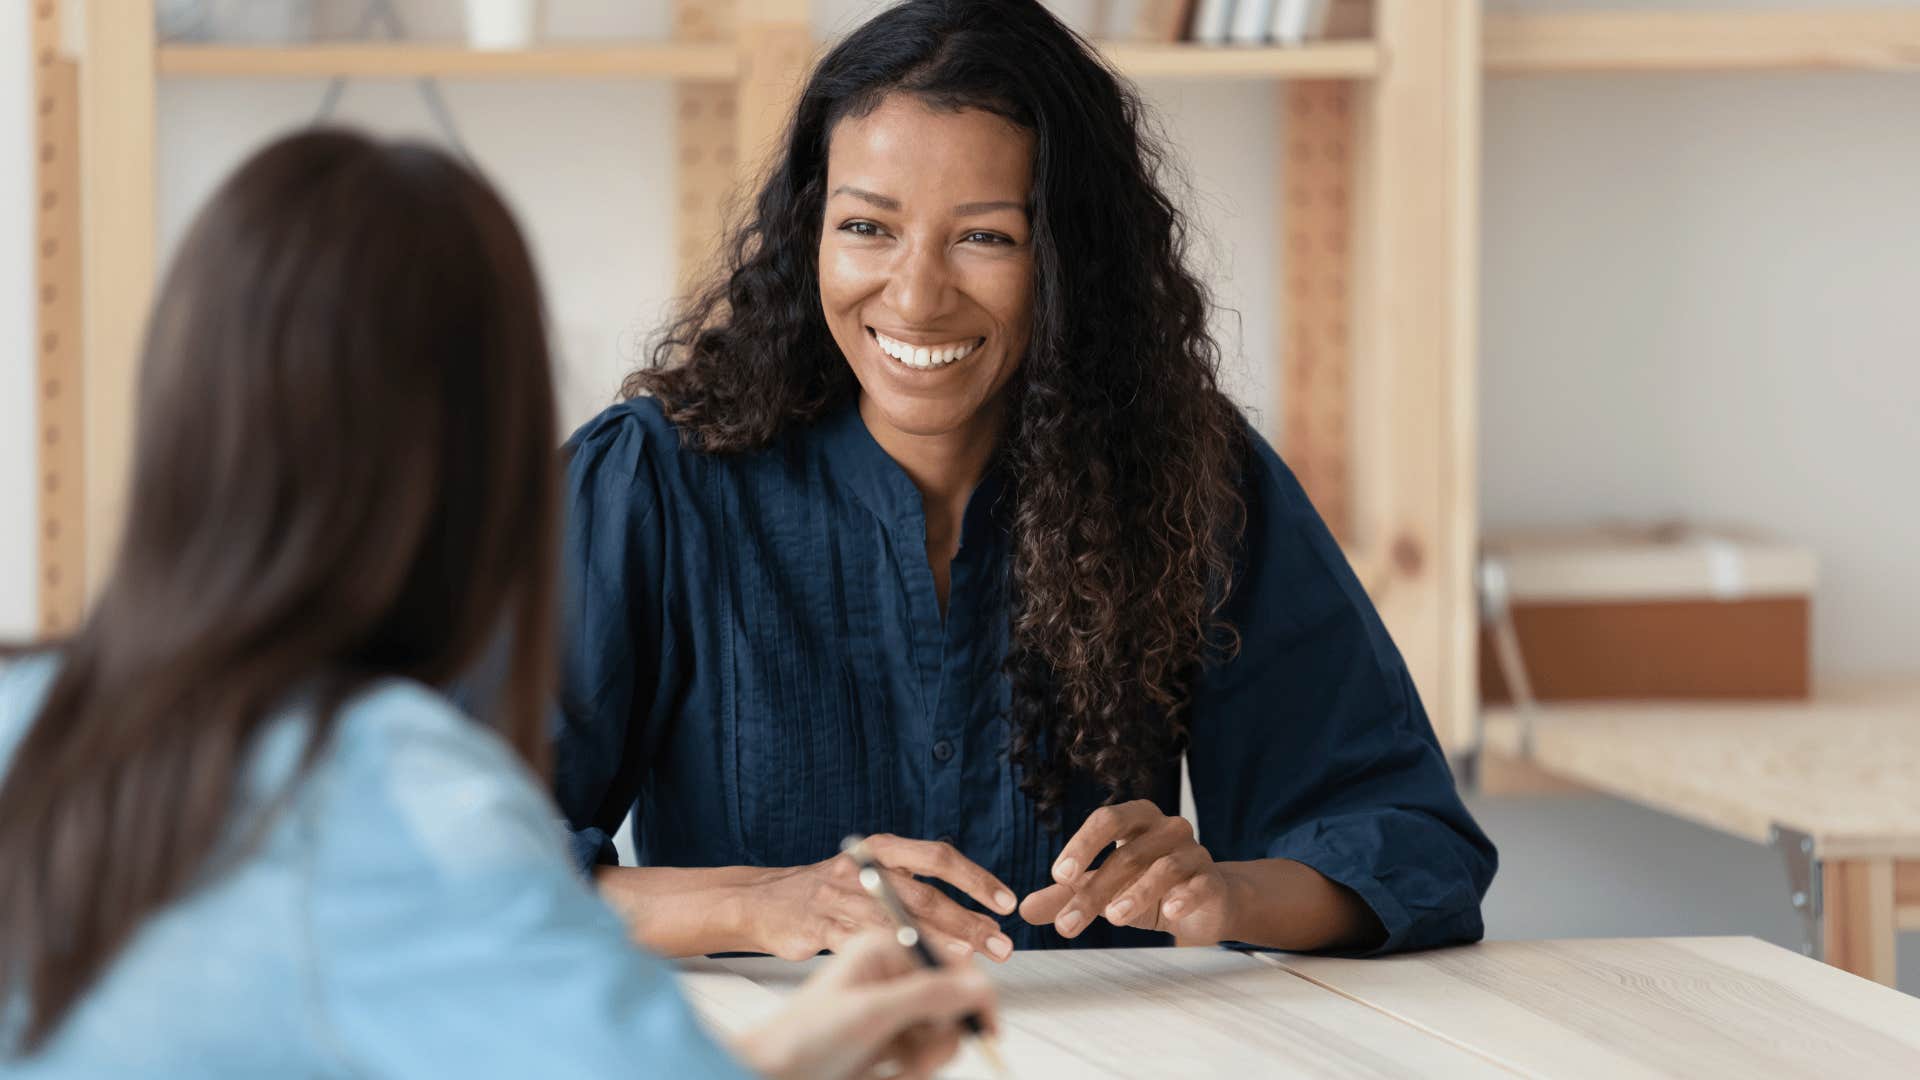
[0,129,558,1055]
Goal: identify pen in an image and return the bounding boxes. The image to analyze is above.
[840,835,1008,1077]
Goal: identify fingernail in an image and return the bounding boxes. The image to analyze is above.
[1057,910,1084,936]
[1053,858,1079,883]
[994,889,1017,913]
[947,940,973,956]
[1107,898,1134,921]
[1163,898,1185,918]
[987,935,1013,959]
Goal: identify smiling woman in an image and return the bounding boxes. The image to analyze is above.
[548,0,1496,965]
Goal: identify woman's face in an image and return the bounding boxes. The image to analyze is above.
[818,94,1035,443]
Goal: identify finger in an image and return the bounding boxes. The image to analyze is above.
[895,1024,964,1080]
[1051,800,1164,887]
[801,965,986,1077]
[812,929,921,991]
[1017,882,1074,926]
[829,880,990,962]
[1054,817,1194,937]
[850,966,997,1039]
[1160,869,1228,928]
[1107,850,1207,930]
[891,871,1014,961]
[870,1019,962,1080]
[865,834,1018,916]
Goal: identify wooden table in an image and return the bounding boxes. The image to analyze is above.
[1481,684,1920,986]
[681,940,1920,1077]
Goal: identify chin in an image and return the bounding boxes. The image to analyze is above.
[863,391,981,438]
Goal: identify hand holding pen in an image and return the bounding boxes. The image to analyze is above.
[732,928,1000,1080]
[843,835,1010,1077]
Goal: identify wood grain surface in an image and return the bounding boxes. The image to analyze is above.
[1275,937,1920,1078]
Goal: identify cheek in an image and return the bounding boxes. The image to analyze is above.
[987,265,1036,340]
[817,243,880,317]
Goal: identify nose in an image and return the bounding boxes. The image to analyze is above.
[883,239,952,326]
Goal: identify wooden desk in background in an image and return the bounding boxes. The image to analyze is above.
[1483,683,1920,986]
[682,940,1920,1078]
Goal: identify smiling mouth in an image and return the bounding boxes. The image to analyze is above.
[868,327,986,371]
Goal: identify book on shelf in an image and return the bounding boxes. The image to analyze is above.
[1121,0,1366,47]
[1189,0,1236,46]
[1230,0,1277,46]
[1324,0,1371,39]
[1270,0,1333,46]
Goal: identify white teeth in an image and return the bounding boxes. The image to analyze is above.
[873,329,980,370]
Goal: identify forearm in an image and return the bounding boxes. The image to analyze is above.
[593,864,769,958]
[1213,858,1383,953]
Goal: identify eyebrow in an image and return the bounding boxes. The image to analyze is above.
[953,199,1027,218]
[831,185,900,210]
[829,185,1027,219]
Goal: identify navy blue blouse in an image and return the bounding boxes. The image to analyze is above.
[554,396,1495,953]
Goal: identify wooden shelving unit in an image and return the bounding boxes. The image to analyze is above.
[1485,9,1920,75]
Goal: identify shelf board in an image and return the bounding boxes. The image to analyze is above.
[1486,10,1920,75]
[157,42,740,81]
[159,40,1381,83]
[1101,41,1381,80]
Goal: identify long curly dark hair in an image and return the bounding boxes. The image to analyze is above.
[629,0,1247,825]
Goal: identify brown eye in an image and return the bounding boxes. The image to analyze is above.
[841,221,883,237]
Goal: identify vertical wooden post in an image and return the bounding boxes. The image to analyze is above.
[1896,859,1920,932]
[1349,0,1481,750]
[1278,80,1356,546]
[676,1,814,295]
[1824,858,1898,986]
[675,0,739,293]
[734,0,814,181]
[35,2,85,635]
[80,0,157,600]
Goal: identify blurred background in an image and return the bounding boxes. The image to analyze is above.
[2,0,1915,991]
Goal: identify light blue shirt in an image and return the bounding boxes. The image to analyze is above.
[0,655,750,1078]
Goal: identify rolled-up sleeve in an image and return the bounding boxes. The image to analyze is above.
[553,410,671,871]
[1187,434,1496,954]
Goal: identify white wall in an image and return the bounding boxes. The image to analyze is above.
[0,5,35,638]
[1482,59,1920,679]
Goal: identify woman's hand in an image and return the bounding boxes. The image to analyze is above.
[1019,800,1237,944]
[733,930,999,1080]
[742,835,1018,962]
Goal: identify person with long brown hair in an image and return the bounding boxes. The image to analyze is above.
[0,129,993,1078]
[552,0,1495,964]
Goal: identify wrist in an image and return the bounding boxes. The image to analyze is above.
[713,867,773,954]
[1212,861,1259,944]
[593,864,778,957]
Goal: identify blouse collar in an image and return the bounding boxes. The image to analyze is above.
[814,397,1011,550]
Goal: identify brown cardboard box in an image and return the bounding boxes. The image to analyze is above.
[1479,525,1816,703]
